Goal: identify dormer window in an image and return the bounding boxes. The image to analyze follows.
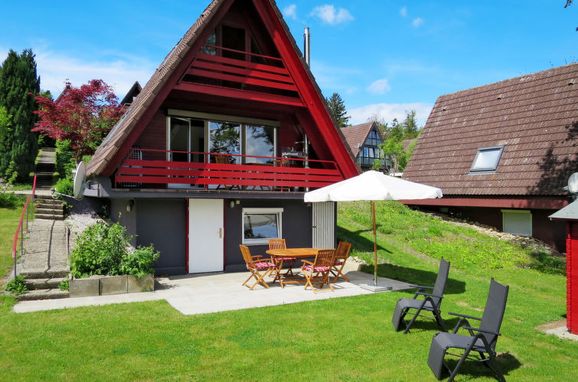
[470,146,504,173]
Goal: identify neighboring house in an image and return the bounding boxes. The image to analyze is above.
[120,81,142,107]
[84,0,358,275]
[341,121,387,171]
[403,64,578,252]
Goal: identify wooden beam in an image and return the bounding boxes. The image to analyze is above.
[401,197,569,210]
[174,82,304,107]
[186,68,298,92]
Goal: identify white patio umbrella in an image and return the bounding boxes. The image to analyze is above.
[304,170,443,287]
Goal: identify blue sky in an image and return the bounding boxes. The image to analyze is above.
[1,1,576,125]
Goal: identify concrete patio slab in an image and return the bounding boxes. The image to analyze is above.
[13,271,414,315]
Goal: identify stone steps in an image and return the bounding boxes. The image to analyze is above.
[34,196,65,220]
[36,213,65,221]
[36,207,64,214]
[20,269,70,279]
[18,289,69,301]
[25,277,67,290]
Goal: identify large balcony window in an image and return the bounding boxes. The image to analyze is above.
[116,110,342,191]
[167,111,277,164]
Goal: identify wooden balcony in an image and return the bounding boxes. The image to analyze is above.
[175,45,304,107]
[114,149,344,191]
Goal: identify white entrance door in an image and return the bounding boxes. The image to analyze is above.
[188,199,224,273]
[312,202,335,248]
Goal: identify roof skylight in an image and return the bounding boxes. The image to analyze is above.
[470,146,504,173]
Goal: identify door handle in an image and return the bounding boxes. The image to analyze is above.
[219,228,223,238]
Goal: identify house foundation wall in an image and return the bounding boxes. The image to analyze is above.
[412,205,567,253]
[112,198,313,275]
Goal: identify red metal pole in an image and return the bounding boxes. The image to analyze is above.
[372,201,377,286]
[568,222,578,334]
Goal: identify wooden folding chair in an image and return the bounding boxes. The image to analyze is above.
[239,245,276,290]
[268,238,296,279]
[301,249,336,292]
[331,241,352,282]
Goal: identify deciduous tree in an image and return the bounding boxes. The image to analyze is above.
[33,79,124,160]
[381,111,421,173]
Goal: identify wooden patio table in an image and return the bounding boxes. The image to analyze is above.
[266,248,328,287]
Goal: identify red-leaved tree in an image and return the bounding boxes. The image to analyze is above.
[33,79,125,159]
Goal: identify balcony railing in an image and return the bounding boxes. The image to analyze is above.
[115,148,344,191]
[175,45,304,107]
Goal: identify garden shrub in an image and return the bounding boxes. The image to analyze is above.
[71,222,159,278]
[55,139,77,181]
[0,183,22,208]
[120,245,160,277]
[54,177,73,195]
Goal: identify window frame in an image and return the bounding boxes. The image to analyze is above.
[241,208,283,245]
[501,209,532,237]
[166,110,278,163]
[469,145,504,173]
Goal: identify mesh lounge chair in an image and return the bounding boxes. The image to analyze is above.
[391,258,450,333]
[331,241,352,282]
[427,279,509,382]
[239,245,276,290]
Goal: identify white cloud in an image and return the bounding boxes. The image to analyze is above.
[310,5,353,25]
[349,103,433,126]
[367,78,391,95]
[283,4,298,20]
[412,17,424,28]
[0,46,154,98]
[400,6,408,17]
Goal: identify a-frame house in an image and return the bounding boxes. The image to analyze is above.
[86,0,358,275]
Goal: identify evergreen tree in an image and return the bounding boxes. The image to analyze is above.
[325,92,350,128]
[0,49,40,182]
[0,106,11,174]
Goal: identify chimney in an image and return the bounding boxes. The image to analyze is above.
[303,27,311,66]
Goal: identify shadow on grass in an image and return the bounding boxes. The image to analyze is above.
[399,318,461,333]
[526,250,565,276]
[359,262,466,295]
[337,226,391,253]
[443,352,521,380]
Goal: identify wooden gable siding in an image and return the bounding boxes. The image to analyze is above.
[134,111,166,155]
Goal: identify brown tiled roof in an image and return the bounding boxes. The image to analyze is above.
[403,63,578,197]
[341,122,377,157]
[87,0,356,177]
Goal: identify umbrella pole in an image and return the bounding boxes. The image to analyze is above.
[372,201,377,286]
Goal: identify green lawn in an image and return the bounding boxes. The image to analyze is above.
[0,204,24,287]
[0,202,576,381]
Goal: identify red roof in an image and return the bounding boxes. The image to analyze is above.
[403,63,578,197]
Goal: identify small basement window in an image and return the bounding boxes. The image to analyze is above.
[242,208,283,245]
[501,210,532,237]
[470,146,504,173]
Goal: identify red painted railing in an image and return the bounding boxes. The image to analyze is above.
[115,148,344,190]
[11,174,37,279]
[176,45,304,107]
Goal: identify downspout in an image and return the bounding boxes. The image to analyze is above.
[303,27,310,170]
